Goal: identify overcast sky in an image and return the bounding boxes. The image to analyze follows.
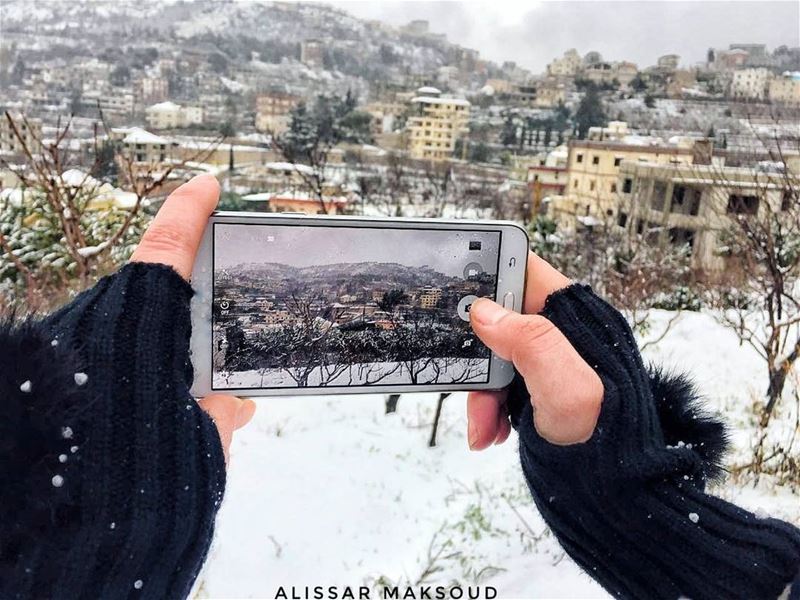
[214,223,500,278]
[330,1,800,72]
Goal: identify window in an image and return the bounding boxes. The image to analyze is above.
[614,157,622,166]
[573,179,578,188]
[610,182,617,193]
[727,194,759,215]
[592,155,600,165]
[617,212,628,227]
[669,227,695,249]
[622,178,633,193]
[781,190,794,211]
[589,180,596,191]
[576,153,584,163]
[670,185,701,216]
[651,181,668,211]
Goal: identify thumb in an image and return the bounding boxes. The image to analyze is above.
[470,298,603,445]
[197,395,257,464]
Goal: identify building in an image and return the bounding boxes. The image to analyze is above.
[300,39,325,68]
[418,287,442,309]
[241,190,348,215]
[406,87,470,161]
[583,61,638,87]
[657,54,680,70]
[112,127,173,163]
[547,49,582,78]
[769,71,800,105]
[0,112,42,156]
[533,79,567,108]
[363,100,406,135]
[528,147,569,213]
[82,89,135,119]
[730,68,772,100]
[617,159,795,270]
[145,101,203,129]
[139,76,169,104]
[552,133,696,229]
[255,92,301,134]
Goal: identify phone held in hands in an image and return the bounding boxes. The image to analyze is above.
[189,212,528,397]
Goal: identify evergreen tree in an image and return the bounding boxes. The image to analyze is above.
[575,84,607,139]
[500,114,516,146]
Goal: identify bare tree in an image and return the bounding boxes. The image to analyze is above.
[0,110,219,309]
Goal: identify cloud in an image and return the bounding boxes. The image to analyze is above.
[330,1,800,72]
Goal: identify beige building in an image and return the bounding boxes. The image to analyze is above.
[730,68,772,100]
[418,287,442,309]
[406,87,470,161]
[657,54,680,70]
[255,92,301,134]
[145,101,203,129]
[534,80,567,108]
[139,76,169,104]
[112,127,173,163]
[547,49,582,78]
[618,160,796,270]
[768,72,800,105]
[583,61,638,87]
[551,135,696,229]
[0,112,42,156]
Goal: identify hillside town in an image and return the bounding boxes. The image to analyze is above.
[1,0,798,278]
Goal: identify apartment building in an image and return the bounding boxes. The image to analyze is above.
[617,160,795,270]
[255,92,301,134]
[418,287,442,309]
[769,71,800,105]
[406,87,470,161]
[551,133,695,230]
[583,61,639,87]
[0,112,42,156]
[730,68,772,100]
[112,127,173,163]
[145,101,203,129]
[139,76,169,104]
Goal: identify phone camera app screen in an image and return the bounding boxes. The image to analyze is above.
[211,223,501,389]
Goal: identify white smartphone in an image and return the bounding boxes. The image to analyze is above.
[189,212,528,397]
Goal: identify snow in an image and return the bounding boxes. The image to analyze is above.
[133,580,143,590]
[688,512,700,524]
[61,426,74,439]
[51,475,64,488]
[214,359,489,389]
[76,243,108,258]
[19,380,32,393]
[74,372,89,386]
[198,309,800,598]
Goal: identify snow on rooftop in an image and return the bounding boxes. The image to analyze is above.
[241,192,273,201]
[122,127,169,145]
[412,96,470,107]
[146,101,181,112]
[263,161,315,175]
[416,86,441,95]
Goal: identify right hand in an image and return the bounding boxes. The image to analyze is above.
[467,252,604,449]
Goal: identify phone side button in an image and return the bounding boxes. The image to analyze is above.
[502,292,515,309]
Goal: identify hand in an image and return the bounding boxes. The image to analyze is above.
[131,174,256,461]
[467,252,603,449]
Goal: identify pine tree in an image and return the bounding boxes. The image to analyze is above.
[575,84,607,139]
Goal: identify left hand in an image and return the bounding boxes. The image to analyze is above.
[131,174,256,462]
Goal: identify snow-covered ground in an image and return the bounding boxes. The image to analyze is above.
[197,310,799,599]
[214,358,490,389]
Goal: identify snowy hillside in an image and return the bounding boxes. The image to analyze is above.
[198,310,799,599]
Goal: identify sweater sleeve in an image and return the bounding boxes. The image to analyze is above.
[0,263,226,600]
[508,284,800,600]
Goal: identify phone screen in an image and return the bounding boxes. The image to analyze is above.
[211,222,501,390]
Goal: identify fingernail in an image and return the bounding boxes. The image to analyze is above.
[470,298,509,326]
[468,419,479,450]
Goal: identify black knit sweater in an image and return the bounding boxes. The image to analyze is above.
[0,263,225,599]
[0,265,798,599]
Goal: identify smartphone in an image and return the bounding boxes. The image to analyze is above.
[189,212,528,397]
